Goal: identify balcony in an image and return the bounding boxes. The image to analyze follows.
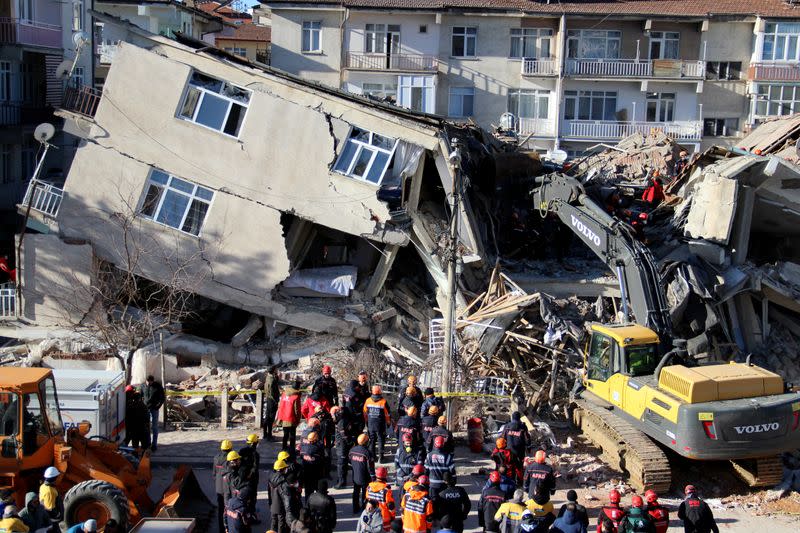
[345,52,438,72]
[517,118,557,137]
[748,62,800,82]
[22,179,64,218]
[564,120,703,141]
[62,84,102,118]
[565,58,705,79]
[521,58,559,77]
[96,43,119,65]
[0,18,61,49]
[0,283,16,319]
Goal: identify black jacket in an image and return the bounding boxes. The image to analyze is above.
[426,425,454,454]
[239,445,260,485]
[396,386,423,416]
[348,445,375,485]
[420,396,445,417]
[306,491,337,533]
[394,445,425,483]
[225,494,251,533]
[142,381,165,411]
[268,470,295,520]
[678,496,719,533]
[300,441,326,471]
[478,484,506,532]
[523,462,555,499]
[313,375,339,406]
[421,415,438,442]
[501,420,531,459]
[434,485,471,525]
[213,451,228,495]
[396,415,422,447]
[223,466,248,506]
[558,502,589,530]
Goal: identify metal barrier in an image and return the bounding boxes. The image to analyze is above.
[22,179,63,217]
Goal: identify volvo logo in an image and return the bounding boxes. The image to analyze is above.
[733,423,780,434]
[570,215,601,247]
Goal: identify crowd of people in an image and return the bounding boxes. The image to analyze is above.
[215,366,720,533]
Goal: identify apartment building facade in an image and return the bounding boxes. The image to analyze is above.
[265,0,800,155]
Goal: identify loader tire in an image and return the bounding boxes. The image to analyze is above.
[121,450,141,471]
[64,479,129,530]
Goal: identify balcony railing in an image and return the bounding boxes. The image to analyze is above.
[22,179,63,217]
[521,58,559,76]
[62,84,102,118]
[256,49,271,65]
[346,52,438,72]
[96,43,119,65]
[748,62,800,81]
[0,283,15,319]
[517,118,557,137]
[0,18,61,48]
[564,120,703,141]
[565,58,705,79]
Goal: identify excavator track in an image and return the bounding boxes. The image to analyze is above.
[730,456,784,487]
[573,399,672,493]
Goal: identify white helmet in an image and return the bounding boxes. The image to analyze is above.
[44,466,60,479]
[84,519,98,532]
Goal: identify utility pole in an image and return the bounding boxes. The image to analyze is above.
[441,137,462,407]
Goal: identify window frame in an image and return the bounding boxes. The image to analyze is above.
[645,92,676,122]
[507,89,550,120]
[301,21,322,53]
[510,28,552,59]
[755,83,800,117]
[566,29,621,59]
[177,71,251,138]
[332,127,398,186]
[138,168,215,237]
[451,26,477,58]
[72,0,84,32]
[762,22,800,62]
[361,82,397,104]
[703,117,739,137]
[224,47,249,58]
[448,86,475,118]
[648,31,680,60]
[0,61,11,102]
[563,90,617,121]
[705,61,742,81]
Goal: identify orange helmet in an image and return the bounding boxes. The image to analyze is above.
[307,431,319,443]
[309,418,320,427]
[372,385,382,395]
[375,467,388,480]
[429,405,439,415]
[644,490,658,504]
[406,386,416,396]
[406,406,418,417]
[495,438,507,449]
[534,450,546,464]
[357,433,369,446]
[609,489,621,504]
[438,416,447,426]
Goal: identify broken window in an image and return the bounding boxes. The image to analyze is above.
[510,28,552,59]
[452,27,477,57]
[705,61,741,81]
[333,127,398,185]
[362,82,397,103]
[448,87,474,118]
[179,71,251,137]
[139,168,214,236]
[703,118,739,137]
[302,21,322,53]
[564,90,616,121]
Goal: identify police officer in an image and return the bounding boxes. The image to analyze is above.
[522,450,555,502]
[677,485,719,533]
[433,472,470,533]
[349,433,376,514]
[363,385,391,462]
[213,440,232,532]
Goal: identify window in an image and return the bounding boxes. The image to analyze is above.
[362,83,397,104]
[21,393,47,455]
[566,30,621,59]
[703,118,739,137]
[508,89,549,119]
[627,345,658,377]
[755,84,800,116]
[419,25,427,34]
[179,71,250,137]
[20,63,35,102]
[564,90,617,121]
[0,61,11,102]
[19,0,34,21]
[648,31,679,60]
[72,0,83,32]
[646,92,675,122]
[224,47,248,58]
[588,334,613,381]
[139,169,214,236]
[302,21,321,53]
[452,27,477,57]
[333,127,398,185]
[40,378,63,437]
[71,67,84,88]
[706,61,742,81]
[510,28,552,58]
[762,22,800,62]
[0,145,11,185]
[21,142,35,182]
[365,24,400,54]
[397,75,435,113]
[448,87,474,117]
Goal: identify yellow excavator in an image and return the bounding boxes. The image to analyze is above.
[0,367,210,530]
[533,174,800,491]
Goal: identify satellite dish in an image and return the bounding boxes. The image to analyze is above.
[55,60,73,80]
[34,123,56,144]
[548,149,568,165]
[72,31,89,48]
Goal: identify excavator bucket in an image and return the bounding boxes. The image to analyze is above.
[155,465,214,526]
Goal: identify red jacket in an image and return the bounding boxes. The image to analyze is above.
[301,395,331,420]
[646,503,669,533]
[277,389,302,426]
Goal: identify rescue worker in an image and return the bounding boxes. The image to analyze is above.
[478,471,506,533]
[395,433,425,488]
[403,464,427,501]
[65,519,96,533]
[124,386,150,449]
[0,505,27,533]
[494,489,527,533]
[366,466,396,531]
[333,405,353,488]
[312,365,339,406]
[306,480,337,533]
[481,466,515,500]
[427,415,454,454]
[397,376,423,416]
[344,380,366,435]
[433,472,471,533]
[400,476,434,533]
[142,374,165,452]
[224,450,248,508]
[301,391,331,421]
[226,485,254,533]
[558,490,589,531]
[277,379,303,451]
[358,500,386,533]
[643,490,669,533]
[214,439,233,533]
[420,405,439,445]
[300,417,321,443]
[551,502,586,533]
[299,432,326,501]
[268,454,296,533]
[396,405,422,448]
[39,466,63,522]
[19,492,52,532]
[424,435,455,499]
[522,450,555,502]
[420,387,445,417]
[364,385,391,462]
[349,433,376,513]
[311,404,336,476]
[619,495,655,533]
[597,489,626,533]
[673,150,690,177]
[677,485,719,533]
[524,485,555,532]
[500,412,530,469]
[239,434,261,510]
[263,366,281,440]
[491,438,519,482]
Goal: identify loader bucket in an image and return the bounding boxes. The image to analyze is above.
[154,465,214,525]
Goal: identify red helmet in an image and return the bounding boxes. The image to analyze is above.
[125,385,134,393]
[434,436,445,449]
[609,489,621,504]
[684,485,696,495]
[322,365,332,374]
[489,471,501,484]
[412,464,426,476]
[402,433,413,444]
[631,495,644,508]
[644,490,658,504]
[375,467,388,480]
[417,475,429,487]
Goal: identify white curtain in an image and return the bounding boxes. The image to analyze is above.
[386,140,424,187]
